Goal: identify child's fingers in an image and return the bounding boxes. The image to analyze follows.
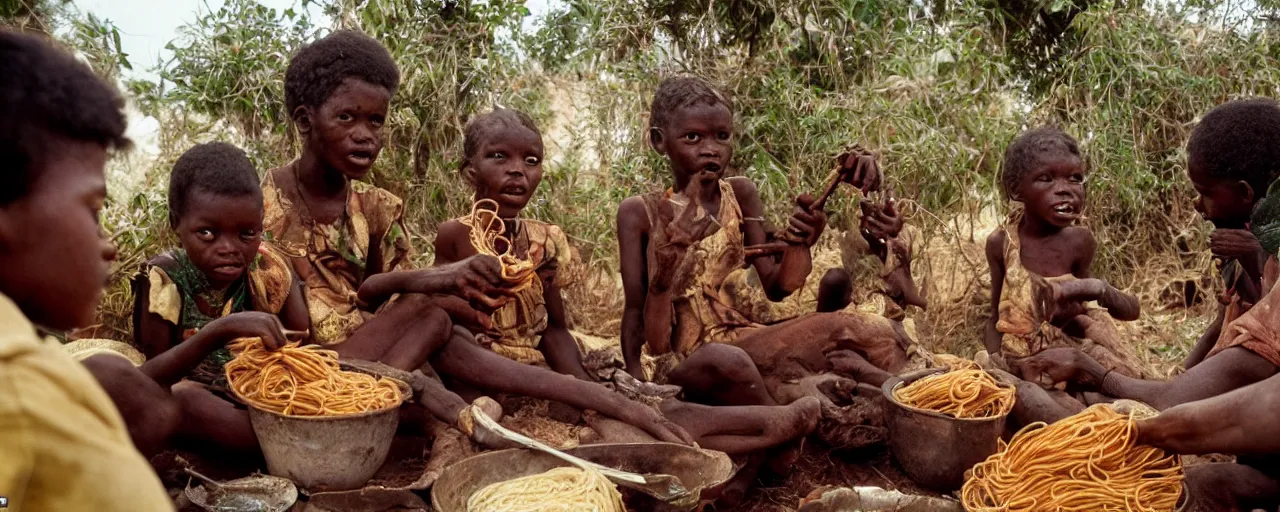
[283,329,310,341]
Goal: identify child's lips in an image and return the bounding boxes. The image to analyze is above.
[347,151,374,167]
[212,264,245,279]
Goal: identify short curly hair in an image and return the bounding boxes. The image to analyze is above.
[1000,126,1082,200]
[1188,98,1280,196]
[0,29,129,205]
[284,30,400,115]
[461,108,542,170]
[649,76,733,132]
[167,142,261,228]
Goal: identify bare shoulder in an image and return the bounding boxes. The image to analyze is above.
[985,229,1008,262]
[726,176,760,199]
[433,219,470,264]
[617,195,651,233]
[437,219,470,241]
[1065,226,1097,250]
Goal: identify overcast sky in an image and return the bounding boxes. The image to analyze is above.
[78,0,558,80]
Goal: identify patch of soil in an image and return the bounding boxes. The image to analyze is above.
[733,443,945,512]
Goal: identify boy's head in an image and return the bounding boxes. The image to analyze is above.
[0,29,128,330]
[285,30,399,181]
[461,108,544,218]
[168,142,264,288]
[1187,98,1280,229]
[1001,126,1085,228]
[648,76,734,187]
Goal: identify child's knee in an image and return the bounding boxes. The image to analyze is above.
[817,269,853,313]
[700,344,759,382]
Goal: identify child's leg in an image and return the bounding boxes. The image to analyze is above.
[1183,463,1280,510]
[666,343,778,406]
[816,268,854,313]
[333,293,453,370]
[658,396,820,455]
[734,312,910,379]
[171,381,259,453]
[1009,378,1084,426]
[81,355,182,456]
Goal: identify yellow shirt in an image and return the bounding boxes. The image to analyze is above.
[0,293,172,511]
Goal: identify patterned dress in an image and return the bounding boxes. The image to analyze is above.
[261,162,413,345]
[131,244,293,386]
[641,180,761,358]
[995,224,1151,378]
[464,218,577,365]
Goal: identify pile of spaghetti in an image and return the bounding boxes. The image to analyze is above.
[461,199,537,292]
[225,338,403,416]
[893,368,1015,419]
[961,404,1183,511]
[466,466,625,512]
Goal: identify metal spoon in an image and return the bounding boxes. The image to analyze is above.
[470,407,696,506]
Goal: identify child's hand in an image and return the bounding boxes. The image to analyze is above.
[837,147,882,194]
[1012,347,1108,390]
[859,192,903,240]
[786,193,827,246]
[208,312,306,351]
[621,401,694,445]
[423,255,515,312]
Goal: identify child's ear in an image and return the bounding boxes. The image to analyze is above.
[292,106,313,135]
[461,164,477,186]
[649,127,666,153]
[1238,180,1256,205]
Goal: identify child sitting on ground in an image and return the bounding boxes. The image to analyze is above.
[261,29,691,444]
[433,107,820,457]
[0,28,171,510]
[982,126,1149,379]
[616,76,910,407]
[1016,99,1280,510]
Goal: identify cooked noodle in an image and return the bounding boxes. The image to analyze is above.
[460,199,537,291]
[961,404,1183,511]
[893,369,1015,419]
[467,466,625,512]
[225,338,403,416]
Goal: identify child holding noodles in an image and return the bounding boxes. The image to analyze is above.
[259,30,692,443]
[433,108,821,458]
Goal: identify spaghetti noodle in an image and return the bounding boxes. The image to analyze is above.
[460,199,537,292]
[224,338,403,416]
[466,466,625,512]
[961,404,1183,511]
[893,369,1015,419]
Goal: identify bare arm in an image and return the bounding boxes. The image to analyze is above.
[984,231,1007,355]
[1184,305,1226,369]
[279,273,310,332]
[735,178,812,300]
[1074,230,1140,321]
[1138,371,1280,455]
[540,278,591,380]
[1045,347,1276,410]
[618,197,653,379]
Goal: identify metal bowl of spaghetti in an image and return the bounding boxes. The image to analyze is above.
[882,368,1014,492]
[229,370,409,492]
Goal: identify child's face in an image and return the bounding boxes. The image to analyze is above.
[0,138,115,330]
[466,125,545,218]
[1188,157,1254,229]
[304,78,391,181]
[653,103,733,187]
[175,190,264,289]
[1015,154,1086,228]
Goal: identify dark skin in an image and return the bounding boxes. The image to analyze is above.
[434,122,820,455]
[433,122,588,378]
[984,154,1140,356]
[135,190,310,387]
[0,137,187,457]
[618,102,843,378]
[276,82,692,444]
[1183,158,1267,369]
